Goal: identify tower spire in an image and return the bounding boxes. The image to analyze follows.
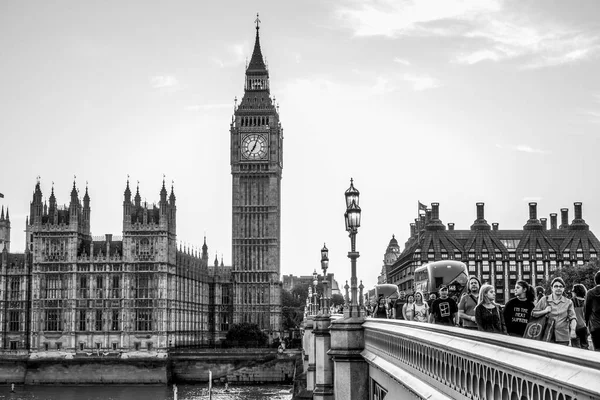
[247,14,267,75]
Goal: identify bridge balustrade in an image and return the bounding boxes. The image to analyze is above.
[362,319,600,400]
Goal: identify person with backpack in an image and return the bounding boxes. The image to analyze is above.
[585,270,600,351]
[532,277,576,345]
[571,283,589,349]
[458,276,481,330]
[504,280,536,337]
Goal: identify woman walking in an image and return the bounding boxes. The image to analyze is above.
[504,280,536,337]
[413,291,429,323]
[475,284,507,334]
[532,277,576,345]
[402,294,416,321]
[571,283,589,349]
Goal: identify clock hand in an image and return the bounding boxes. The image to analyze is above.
[251,140,258,152]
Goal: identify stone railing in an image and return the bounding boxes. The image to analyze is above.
[299,315,600,400]
[362,319,600,400]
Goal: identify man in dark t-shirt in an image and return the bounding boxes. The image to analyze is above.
[430,286,458,326]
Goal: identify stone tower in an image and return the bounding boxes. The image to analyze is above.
[0,206,10,252]
[230,17,283,332]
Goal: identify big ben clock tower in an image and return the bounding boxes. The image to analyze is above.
[230,16,283,333]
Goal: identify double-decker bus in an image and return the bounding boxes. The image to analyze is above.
[413,260,469,301]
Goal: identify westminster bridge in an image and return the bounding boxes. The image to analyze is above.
[299,312,600,400]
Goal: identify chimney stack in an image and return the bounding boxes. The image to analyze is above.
[574,202,583,220]
[448,223,455,231]
[431,203,440,220]
[529,202,538,220]
[476,202,485,220]
[540,218,547,230]
[410,223,416,237]
[492,223,499,231]
[560,208,569,229]
[550,213,557,229]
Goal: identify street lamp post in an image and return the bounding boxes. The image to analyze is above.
[308,286,313,316]
[321,244,329,315]
[312,269,318,315]
[344,178,361,318]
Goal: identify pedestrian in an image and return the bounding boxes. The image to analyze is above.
[427,293,437,309]
[571,283,589,349]
[413,291,429,323]
[535,286,545,305]
[429,285,458,326]
[402,294,416,321]
[585,270,600,351]
[458,276,481,330]
[475,284,507,334]
[503,280,536,337]
[532,277,576,346]
[372,295,388,319]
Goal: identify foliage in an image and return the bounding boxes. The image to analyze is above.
[540,260,600,294]
[331,293,345,307]
[225,323,268,347]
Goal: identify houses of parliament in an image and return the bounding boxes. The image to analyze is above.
[0,21,283,353]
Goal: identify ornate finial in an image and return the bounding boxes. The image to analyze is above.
[255,13,261,30]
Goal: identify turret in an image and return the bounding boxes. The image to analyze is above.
[201,236,209,266]
[123,178,132,225]
[30,180,44,225]
[0,205,10,252]
[83,185,91,229]
[134,183,141,207]
[160,178,168,223]
[169,184,176,233]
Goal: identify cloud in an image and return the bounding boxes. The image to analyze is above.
[496,143,550,154]
[212,42,248,68]
[515,145,549,154]
[402,73,439,91]
[336,0,501,37]
[186,104,232,112]
[393,57,411,66]
[150,75,179,89]
[336,0,599,68]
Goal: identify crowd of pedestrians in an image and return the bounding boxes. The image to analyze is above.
[368,270,600,351]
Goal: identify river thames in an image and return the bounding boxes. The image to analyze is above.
[0,384,293,400]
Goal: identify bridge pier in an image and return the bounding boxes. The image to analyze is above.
[313,314,334,400]
[328,317,368,400]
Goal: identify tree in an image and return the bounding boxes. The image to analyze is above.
[331,293,345,307]
[281,288,304,332]
[541,260,600,294]
[226,323,268,347]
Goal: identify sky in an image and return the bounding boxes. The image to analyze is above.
[1,0,600,292]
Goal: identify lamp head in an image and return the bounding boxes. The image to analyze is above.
[346,200,361,229]
[321,243,329,272]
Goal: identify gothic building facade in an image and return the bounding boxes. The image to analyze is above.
[230,20,283,332]
[0,179,232,352]
[384,202,600,303]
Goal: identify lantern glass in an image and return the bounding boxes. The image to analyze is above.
[347,201,361,229]
[321,244,329,262]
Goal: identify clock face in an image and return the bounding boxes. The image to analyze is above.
[241,133,268,160]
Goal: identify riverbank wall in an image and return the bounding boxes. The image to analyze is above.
[0,349,299,385]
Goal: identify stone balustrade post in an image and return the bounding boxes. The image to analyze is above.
[303,315,316,392]
[313,314,334,400]
[328,316,368,400]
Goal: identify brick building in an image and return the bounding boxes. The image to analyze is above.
[384,202,600,303]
